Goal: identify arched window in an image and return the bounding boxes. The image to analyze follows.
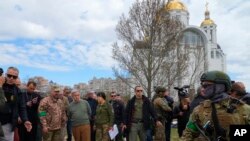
[179,30,205,48]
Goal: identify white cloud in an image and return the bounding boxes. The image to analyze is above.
[0,0,249,89]
[20,21,52,38]
[0,0,131,71]
[0,0,133,41]
[0,41,115,71]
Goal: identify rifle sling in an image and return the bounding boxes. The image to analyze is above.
[211,102,226,140]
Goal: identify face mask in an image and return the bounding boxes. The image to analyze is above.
[204,84,226,99]
[203,84,215,99]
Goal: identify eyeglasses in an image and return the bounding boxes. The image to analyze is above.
[136,90,143,92]
[7,74,18,79]
[201,83,213,89]
[111,95,116,97]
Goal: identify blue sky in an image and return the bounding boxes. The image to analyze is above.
[0,0,250,89]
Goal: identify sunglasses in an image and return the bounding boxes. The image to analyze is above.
[7,74,18,79]
[201,83,213,89]
[111,95,116,97]
[136,90,143,92]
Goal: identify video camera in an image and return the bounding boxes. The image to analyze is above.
[174,85,190,98]
[0,68,3,76]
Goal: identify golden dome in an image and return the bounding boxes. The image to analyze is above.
[201,19,214,26]
[201,2,215,26]
[165,0,187,11]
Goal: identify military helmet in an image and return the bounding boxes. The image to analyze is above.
[200,71,232,91]
[155,86,166,94]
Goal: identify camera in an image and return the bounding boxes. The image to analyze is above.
[0,68,3,76]
[174,85,190,98]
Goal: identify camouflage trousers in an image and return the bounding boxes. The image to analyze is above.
[96,124,110,141]
[154,121,165,141]
[43,128,62,141]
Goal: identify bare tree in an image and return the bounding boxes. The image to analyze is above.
[175,30,208,99]
[112,0,189,98]
[187,46,207,86]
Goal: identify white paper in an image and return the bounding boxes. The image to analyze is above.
[109,124,119,140]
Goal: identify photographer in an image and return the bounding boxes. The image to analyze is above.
[172,97,191,137]
[173,85,191,138]
[163,89,174,141]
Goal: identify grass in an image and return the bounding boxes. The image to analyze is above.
[171,128,179,141]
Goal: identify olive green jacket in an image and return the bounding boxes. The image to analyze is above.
[95,101,114,127]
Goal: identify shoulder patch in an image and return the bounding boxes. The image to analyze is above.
[186,121,198,132]
[39,111,47,117]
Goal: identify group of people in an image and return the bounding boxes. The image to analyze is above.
[1,66,250,141]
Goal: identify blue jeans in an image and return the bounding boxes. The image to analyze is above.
[146,129,153,141]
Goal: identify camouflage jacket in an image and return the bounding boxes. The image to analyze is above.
[38,95,67,130]
[181,97,250,141]
[153,96,172,121]
[62,96,69,116]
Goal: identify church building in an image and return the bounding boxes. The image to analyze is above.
[165,0,226,88]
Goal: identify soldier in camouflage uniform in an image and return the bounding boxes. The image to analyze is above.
[182,71,250,141]
[38,86,67,141]
[152,86,172,141]
[95,92,114,141]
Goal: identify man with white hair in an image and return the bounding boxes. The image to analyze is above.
[68,90,92,141]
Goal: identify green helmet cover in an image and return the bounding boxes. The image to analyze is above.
[155,86,166,94]
[200,71,232,91]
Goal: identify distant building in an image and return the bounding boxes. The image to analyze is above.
[73,82,88,97]
[88,77,130,96]
[29,76,49,93]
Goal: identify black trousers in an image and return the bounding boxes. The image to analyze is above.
[18,123,37,141]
